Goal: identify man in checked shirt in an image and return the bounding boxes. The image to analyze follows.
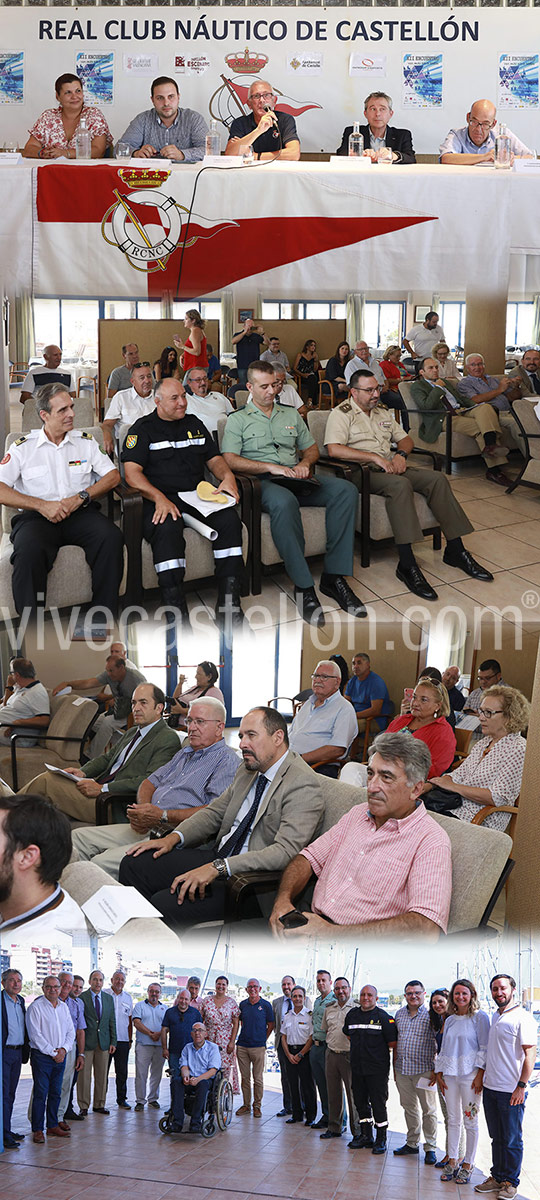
[270,731,451,941]
[393,980,438,1164]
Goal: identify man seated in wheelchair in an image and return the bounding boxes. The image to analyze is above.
[165,1022,222,1134]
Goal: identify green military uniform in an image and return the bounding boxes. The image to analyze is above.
[222,402,358,589]
[411,377,508,467]
[325,398,473,547]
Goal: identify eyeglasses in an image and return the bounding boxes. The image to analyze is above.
[250,91,275,102]
[186,717,220,727]
[311,673,336,681]
[469,118,494,130]
[478,707,504,719]
[133,361,151,368]
[478,672,497,682]
[353,385,380,396]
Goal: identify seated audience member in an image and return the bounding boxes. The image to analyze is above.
[22,72,112,160]
[440,99,533,164]
[101,362,155,456]
[508,347,540,397]
[20,346,75,405]
[170,1023,221,1133]
[345,653,392,733]
[269,732,452,940]
[432,342,461,380]
[288,659,358,775]
[170,661,224,728]
[463,660,505,715]
[344,342,409,430]
[0,384,122,617]
[325,370,493,601]
[18,683,179,823]
[457,353,521,445]
[225,80,300,161]
[174,310,208,371]
[293,340,320,406]
[413,667,456,731]
[0,794,85,936]
[221,361,366,623]
[423,685,529,831]
[76,655,147,758]
[412,357,512,486]
[403,312,445,362]
[441,666,466,714]
[261,338,291,373]
[184,367,233,436]
[118,706,324,927]
[71,697,239,876]
[336,91,416,164]
[232,318,267,387]
[206,344,220,380]
[380,345,414,390]
[273,367,307,418]
[388,677,456,779]
[325,342,352,399]
[0,657,50,747]
[107,343,140,400]
[154,346,180,383]
[117,76,207,162]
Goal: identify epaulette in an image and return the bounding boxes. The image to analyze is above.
[81,431,93,440]
[14,436,28,445]
[339,403,352,413]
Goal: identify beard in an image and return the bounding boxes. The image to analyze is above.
[0,856,14,904]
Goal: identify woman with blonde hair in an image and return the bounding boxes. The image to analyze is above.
[425,685,529,831]
[388,677,456,778]
[174,309,207,370]
[434,979,489,1183]
[432,342,461,379]
[380,344,413,390]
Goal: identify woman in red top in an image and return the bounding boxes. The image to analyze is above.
[174,309,208,370]
[388,677,456,778]
[380,345,414,391]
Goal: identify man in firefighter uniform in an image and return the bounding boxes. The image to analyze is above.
[343,983,397,1154]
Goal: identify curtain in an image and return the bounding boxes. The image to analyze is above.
[346,292,364,346]
[11,293,35,367]
[532,294,540,347]
[220,290,234,356]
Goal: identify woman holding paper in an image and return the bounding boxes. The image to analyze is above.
[23,73,113,160]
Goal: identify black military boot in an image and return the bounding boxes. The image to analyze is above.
[159,586,189,621]
[216,576,244,629]
[372,1128,387,1155]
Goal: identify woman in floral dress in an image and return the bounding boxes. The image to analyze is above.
[202,975,240,1093]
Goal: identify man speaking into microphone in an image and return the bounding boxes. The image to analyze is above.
[225,80,301,161]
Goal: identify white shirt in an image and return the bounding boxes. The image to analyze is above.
[281,1005,313,1046]
[405,324,445,357]
[276,385,303,411]
[217,749,289,860]
[21,364,74,396]
[106,386,155,435]
[289,691,358,762]
[0,427,115,501]
[104,987,133,1041]
[434,1011,490,1077]
[484,1004,538,1093]
[26,993,75,1057]
[345,354,385,387]
[0,889,87,937]
[186,391,233,434]
[0,679,50,747]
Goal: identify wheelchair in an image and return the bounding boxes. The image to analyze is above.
[159,1067,233,1138]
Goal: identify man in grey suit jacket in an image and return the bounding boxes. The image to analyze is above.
[78,971,116,1115]
[272,976,295,1116]
[508,348,540,397]
[119,706,324,926]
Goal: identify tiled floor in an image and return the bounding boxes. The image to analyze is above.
[2,1070,540,1199]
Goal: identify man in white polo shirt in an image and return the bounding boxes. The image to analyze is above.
[288,659,357,776]
[475,973,537,1200]
[101,362,155,455]
[104,970,134,1110]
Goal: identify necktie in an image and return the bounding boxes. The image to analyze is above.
[284,997,292,1013]
[219,774,268,859]
[97,729,142,784]
[94,994,101,1021]
[529,373,540,396]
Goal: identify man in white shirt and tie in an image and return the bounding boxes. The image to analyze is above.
[26,976,74,1143]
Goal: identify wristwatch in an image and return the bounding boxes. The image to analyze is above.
[516,1080,526,1088]
[78,490,91,507]
[159,810,169,825]
[212,858,228,878]
[395,449,408,459]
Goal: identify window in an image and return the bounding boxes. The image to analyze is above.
[506,301,534,348]
[33,299,60,355]
[136,300,162,320]
[33,298,98,360]
[364,301,405,351]
[104,301,135,320]
[262,301,345,320]
[439,302,466,350]
[172,300,221,320]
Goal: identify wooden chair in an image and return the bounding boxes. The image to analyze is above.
[471,795,520,844]
[452,727,474,766]
[9,361,28,386]
[77,374,99,419]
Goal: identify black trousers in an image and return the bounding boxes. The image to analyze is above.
[276,1041,292,1112]
[142,497,243,591]
[351,1070,390,1129]
[10,507,123,615]
[119,843,227,927]
[107,1040,131,1104]
[285,1044,317,1123]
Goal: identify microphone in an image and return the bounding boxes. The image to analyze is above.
[264,105,280,138]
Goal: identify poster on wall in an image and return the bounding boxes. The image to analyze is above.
[76,52,114,105]
[402,54,443,109]
[0,52,23,105]
[123,53,159,78]
[498,54,538,109]
[349,55,387,80]
[286,52,323,77]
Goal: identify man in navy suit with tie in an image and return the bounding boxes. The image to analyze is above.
[78,971,116,1116]
[2,968,29,1148]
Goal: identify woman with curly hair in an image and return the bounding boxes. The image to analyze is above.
[434,979,490,1184]
[424,685,530,831]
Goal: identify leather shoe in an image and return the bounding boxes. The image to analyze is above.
[396,562,438,601]
[286,1117,301,1123]
[485,468,514,488]
[93,1107,110,1114]
[311,1117,328,1128]
[79,1110,88,1117]
[57,1121,71,1132]
[32,1131,45,1144]
[425,1151,437,1165]
[64,1109,84,1121]
[3,1135,20,1149]
[393,1144,419,1155]
[12,1132,25,1140]
[320,1130,341,1139]
[442,547,493,582]
[295,586,325,626]
[276,1108,291,1117]
[117,1102,131,1110]
[47,1125,71,1137]
[319,573,367,618]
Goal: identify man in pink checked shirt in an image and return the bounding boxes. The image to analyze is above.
[269,731,451,942]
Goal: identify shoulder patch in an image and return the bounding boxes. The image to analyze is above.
[125,434,138,450]
[14,436,28,446]
[0,453,10,465]
[339,403,352,413]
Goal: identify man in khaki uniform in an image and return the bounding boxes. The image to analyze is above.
[319,977,360,1145]
[325,368,493,602]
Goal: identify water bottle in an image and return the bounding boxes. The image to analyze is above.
[243,145,255,166]
[348,122,364,158]
[494,123,512,170]
[205,120,221,157]
[76,117,91,160]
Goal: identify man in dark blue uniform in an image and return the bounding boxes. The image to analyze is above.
[123,377,244,625]
[225,80,300,161]
[343,983,397,1154]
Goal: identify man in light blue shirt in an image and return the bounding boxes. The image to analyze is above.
[172,1023,221,1132]
[117,76,207,162]
[133,983,168,1111]
[440,98,532,164]
[289,660,358,775]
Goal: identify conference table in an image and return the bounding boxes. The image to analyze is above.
[1,158,539,300]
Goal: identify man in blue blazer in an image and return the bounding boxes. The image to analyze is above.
[337,91,415,164]
[2,968,29,1148]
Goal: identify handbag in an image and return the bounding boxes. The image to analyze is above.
[423,785,463,815]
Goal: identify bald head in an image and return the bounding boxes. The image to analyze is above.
[467,99,497,147]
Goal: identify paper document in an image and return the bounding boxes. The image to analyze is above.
[81,885,162,935]
[45,764,82,780]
